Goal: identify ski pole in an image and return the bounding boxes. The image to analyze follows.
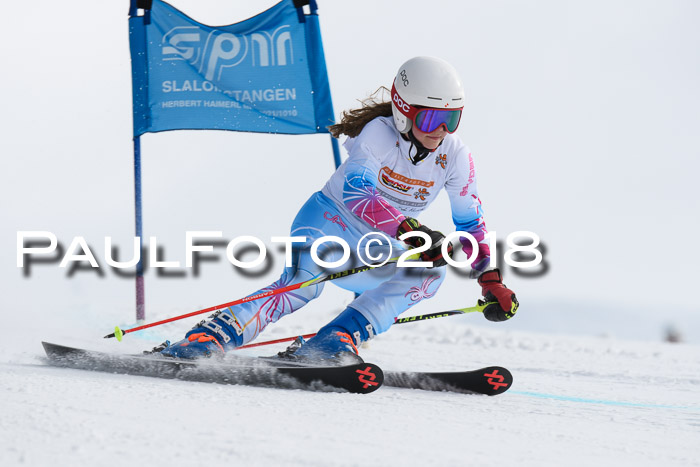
[393,301,491,324]
[235,333,319,350]
[235,299,497,350]
[105,257,409,341]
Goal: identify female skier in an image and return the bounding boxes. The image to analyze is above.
[159,56,518,362]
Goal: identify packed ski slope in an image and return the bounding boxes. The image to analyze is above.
[1,319,698,467]
[2,1,700,466]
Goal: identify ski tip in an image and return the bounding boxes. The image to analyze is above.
[482,366,513,396]
[351,363,384,394]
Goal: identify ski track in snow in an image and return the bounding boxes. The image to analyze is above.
[1,324,699,467]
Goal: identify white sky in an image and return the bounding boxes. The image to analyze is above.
[2,0,699,343]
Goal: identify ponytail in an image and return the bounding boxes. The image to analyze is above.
[328,87,393,138]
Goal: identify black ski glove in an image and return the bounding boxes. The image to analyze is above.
[396,218,453,268]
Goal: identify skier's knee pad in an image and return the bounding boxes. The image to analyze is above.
[317,307,375,346]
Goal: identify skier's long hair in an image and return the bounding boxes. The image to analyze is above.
[328,87,393,138]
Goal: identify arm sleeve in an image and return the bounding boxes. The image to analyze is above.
[340,121,406,237]
[445,148,488,243]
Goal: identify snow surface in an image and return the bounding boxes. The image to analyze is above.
[2,319,698,467]
[2,0,700,465]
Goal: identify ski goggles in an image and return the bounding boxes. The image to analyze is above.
[391,84,463,134]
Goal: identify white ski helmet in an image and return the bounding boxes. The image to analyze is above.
[391,56,465,134]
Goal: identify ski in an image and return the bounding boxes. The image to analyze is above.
[383,366,512,396]
[41,342,383,394]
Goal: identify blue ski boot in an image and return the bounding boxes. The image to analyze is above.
[159,310,243,359]
[277,307,375,365]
